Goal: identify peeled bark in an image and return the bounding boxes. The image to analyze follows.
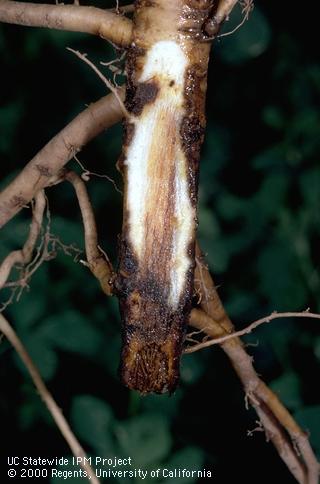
[116,0,215,393]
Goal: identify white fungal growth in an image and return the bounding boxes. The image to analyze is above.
[125,40,194,308]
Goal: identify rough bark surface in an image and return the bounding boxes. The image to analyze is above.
[0,92,123,228]
[116,0,215,393]
[0,1,132,47]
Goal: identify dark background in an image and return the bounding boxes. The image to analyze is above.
[0,1,319,483]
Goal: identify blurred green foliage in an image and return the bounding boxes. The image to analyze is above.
[0,1,319,483]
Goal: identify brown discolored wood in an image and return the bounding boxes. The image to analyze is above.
[116,0,215,394]
[128,81,160,116]
[143,108,176,280]
[116,107,192,393]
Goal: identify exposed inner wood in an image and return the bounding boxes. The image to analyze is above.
[125,41,194,309]
[144,107,177,291]
[117,0,212,394]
